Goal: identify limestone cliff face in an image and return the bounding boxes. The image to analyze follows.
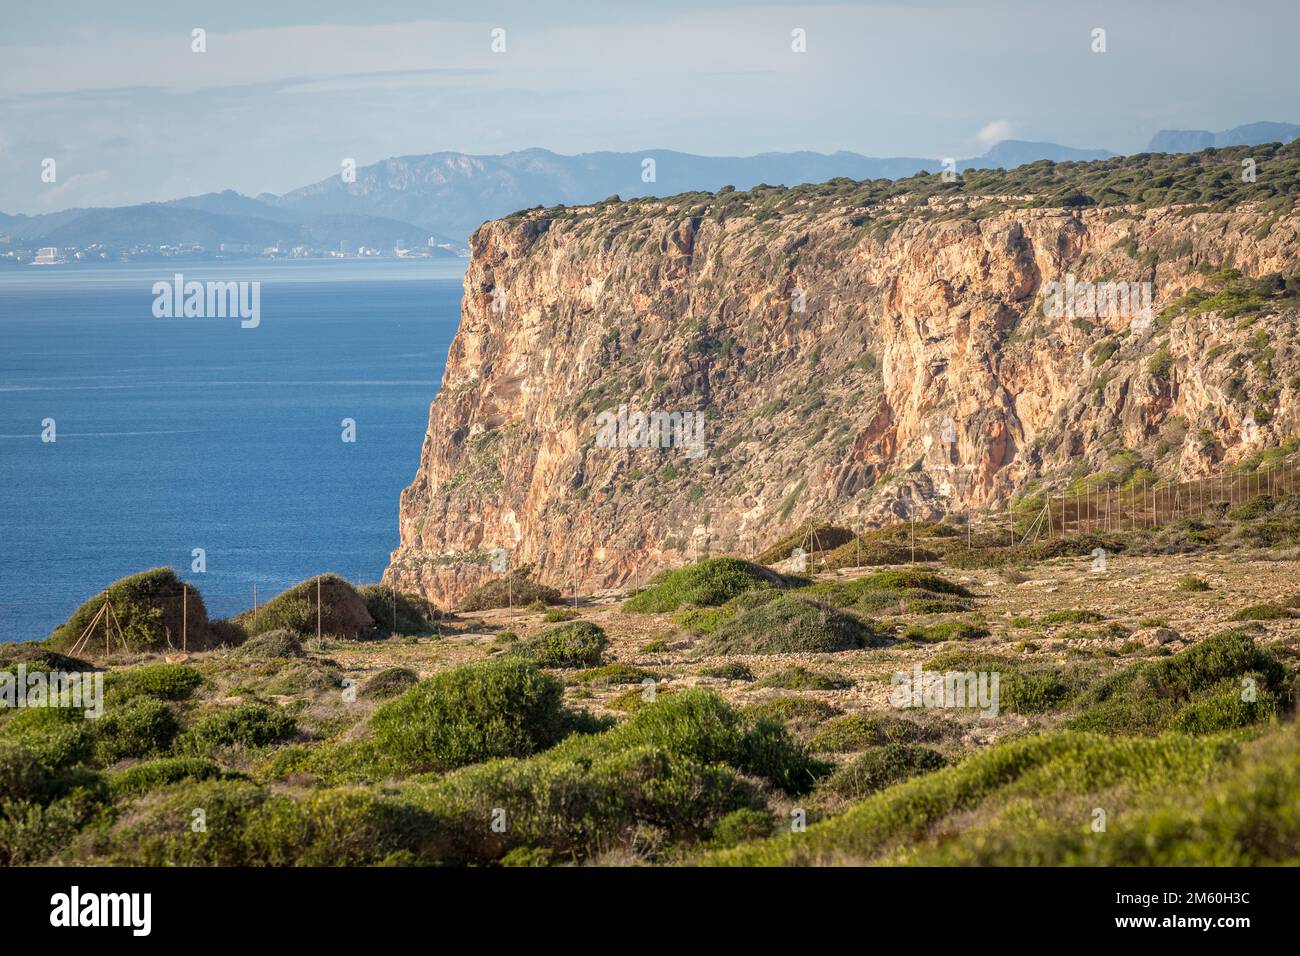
[384,186,1300,606]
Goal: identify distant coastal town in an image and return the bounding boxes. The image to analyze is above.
[0,235,465,266]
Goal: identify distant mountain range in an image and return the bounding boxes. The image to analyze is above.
[1146,121,1300,154]
[2,122,1294,255]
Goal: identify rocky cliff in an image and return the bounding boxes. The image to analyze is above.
[384,144,1300,606]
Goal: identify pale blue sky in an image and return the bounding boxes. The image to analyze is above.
[2,0,1296,214]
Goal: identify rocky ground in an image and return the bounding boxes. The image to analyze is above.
[336,551,1300,747]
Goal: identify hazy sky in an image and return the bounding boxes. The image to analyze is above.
[2,0,1296,215]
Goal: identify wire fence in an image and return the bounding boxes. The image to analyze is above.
[463,451,1300,597]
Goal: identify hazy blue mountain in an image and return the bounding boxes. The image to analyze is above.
[167,190,305,224]
[960,140,1115,168]
[272,143,1122,240]
[6,124,1293,251]
[0,196,459,255]
[1145,121,1300,153]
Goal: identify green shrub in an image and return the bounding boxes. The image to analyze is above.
[622,558,791,613]
[0,644,93,674]
[108,757,227,796]
[387,691,822,863]
[1166,678,1281,734]
[93,697,179,764]
[1002,668,1078,714]
[235,575,374,639]
[1177,575,1211,592]
[710,808,774,847]
[47,568,217,656]
[753,524,855,565]
[756,665,853,690]
[100,691,823,865]
[542,607,578,623]
[1227,495,1274,521]
[242,788,441,866]
[0,708,94,772]
[742,696,842,727]
[356,584,438,636]
[698,662,755,681]
[369,659,567,773]
[1066,630,1287,733]
[231,629,305,660]
[823,744,947,798]
[1040,609,1105,625]
[1147,345,1173,379]
[704,730,1239,866]
[460,567,560,611]
[808,713,944,752]
[0,787,106,866]
[410,744,761,864]
[0,741,52,803]
[808,571,974,616]
[499,846,554,867]
[901,619,989,642]
[705,595,887,655]
[360,667,420,700]
[892,723,1300,866]
[1230,603,1291,621]
[262,661,343,696]
[93,779,270,865]
[571,664,657,686]
[608,684,674,712]
[182,704,297,751]
[510,621,607,668]
[105,663,202,702]
[609,690,823,794]
[856,569,972,597]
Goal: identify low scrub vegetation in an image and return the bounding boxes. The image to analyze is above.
[705,595,890,655]
[622,558,792,614]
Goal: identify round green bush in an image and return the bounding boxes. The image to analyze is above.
[0,708,94,772]
[511,621,608,668]
[705,595,887,655]
[91,697,178,764]
[105,663,202,701]
[824,744,947,798]
[459,567,560,612]
[360,667,420,700]
[46,568,219,656]
[356,584,439,636]
[0,740,51,803]
[108,757,226,796]
[235,574,374,639]
[622,558,791,614]
[263,661,343,696]
[231,629,305,661]
[183,704,297,750]
[92,697,179,764]
[710,807,774,847]
[369,658,567,773]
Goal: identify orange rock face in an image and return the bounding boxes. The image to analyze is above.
[384,191,1300,607]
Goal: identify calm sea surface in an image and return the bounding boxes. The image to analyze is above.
[0,258,466,642]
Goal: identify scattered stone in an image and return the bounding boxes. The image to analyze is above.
[1133,626,1179,647]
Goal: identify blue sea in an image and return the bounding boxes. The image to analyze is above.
[0,258,466,642]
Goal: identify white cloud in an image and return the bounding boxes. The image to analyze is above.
[977,119,1014,145]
